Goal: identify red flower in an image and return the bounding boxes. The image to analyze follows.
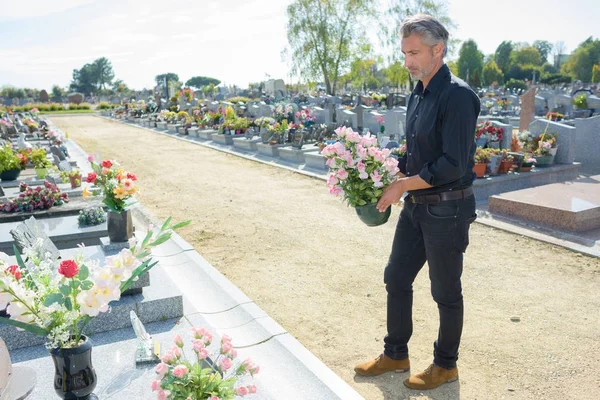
[5,265,21,280]
[127,172,137,181]
[101,160,113,168]
[86,172,97,183]
[58,260,79,278]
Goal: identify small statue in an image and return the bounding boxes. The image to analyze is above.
[17,132,32,150]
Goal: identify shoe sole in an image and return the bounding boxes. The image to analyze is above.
[403,376,459,390]
[354,368,410,377]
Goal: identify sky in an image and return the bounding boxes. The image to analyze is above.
[0,0,598,91]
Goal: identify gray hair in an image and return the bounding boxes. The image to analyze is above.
[400,14,449,57]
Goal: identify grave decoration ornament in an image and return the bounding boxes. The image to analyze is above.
[0,217,190,399]
[322,127,399,227]
[130,310,160,365]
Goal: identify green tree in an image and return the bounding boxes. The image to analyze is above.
[446,60,458,75]
[384,61,410,90]
[561,37,600,82]
[155,73,180,87]
[539,73,572,85]
[92,57,115,90]
[457,39,484,88]
[533,40,553,62]
[185,76,221,89]
[285,0,375,95]
[0,86,25,98]
[112,79,130,95]
[494,40,513,74]
[69,64,97,95]
[505,78,527,92]
[381,0,456,61]
[482,60,503,86]
[51,85,65,100]
[592,64,600,83]
[510,46,542,66]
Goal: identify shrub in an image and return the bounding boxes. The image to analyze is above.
[97,102,111,110]
[505,79,528,93]
[78,207,107,227]
[573,93,588,109]
[226,96,252,104]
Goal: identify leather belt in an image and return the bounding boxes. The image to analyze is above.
[408,187,473,204]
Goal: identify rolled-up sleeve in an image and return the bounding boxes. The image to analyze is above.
[418,87,479,186]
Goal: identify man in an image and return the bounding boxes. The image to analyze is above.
[354,14,480,390]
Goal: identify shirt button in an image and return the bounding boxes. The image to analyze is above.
[408,153,412,156]
[412,134,415,138]
[407,172,410,176]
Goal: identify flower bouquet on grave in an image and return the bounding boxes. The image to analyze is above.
[83,158,138,213]
[375,114,385,133]
[1,181,68,214]
[152,329,260,400]
[0,217,189,348]
[497,98,510,110]
[295,109,315,128]
[322,127,399,227]
[265,119,288,145]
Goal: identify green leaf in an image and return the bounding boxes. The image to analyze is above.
[72,280,80,289]
[171,220,192,230]
[0,316,49,336]
[64,297,73,311]
[149,234,171,247]
[78,264,89,281]
[12,245,26,269]
[160,217,172,232]
[357,199,367,206]
[141,229,153,249]
[43,293,63,306]
[59,285,71,296]
[80,280,94,290]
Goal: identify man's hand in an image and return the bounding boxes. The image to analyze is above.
[377,180,405,213]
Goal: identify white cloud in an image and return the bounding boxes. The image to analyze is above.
[0,0,95,20]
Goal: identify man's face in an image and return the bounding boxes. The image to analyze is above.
[401,34,440,81]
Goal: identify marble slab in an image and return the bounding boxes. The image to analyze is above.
[211,133,234,145]
[232,137,261,152]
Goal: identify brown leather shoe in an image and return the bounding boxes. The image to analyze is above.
[403,364,458,390]
[354,354,410,376]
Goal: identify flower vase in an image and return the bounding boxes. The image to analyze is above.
[355,203,391,227]
[475,137,487,148]
[0,168,21,181]
[550,147,558,157]
[69,175,82,189]
[473,163,487,178]
[107,210,133,243]
[520,162,534,172]
[50,335,97,400]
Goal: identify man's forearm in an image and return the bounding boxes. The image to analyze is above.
[397,175,432,192]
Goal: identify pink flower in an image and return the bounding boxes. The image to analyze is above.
[329,185,343,196]
[220,357,233,371]
[155,363,168,380]
[327,174,339,186]
[151,380,161,391]
[171,346,181,358]
[173,334,184,348]
[157,389,170,400]
[221,341,233,354]
[192,327,207,339]
[192,339,204,353]
[336,169,348,180]
[87,155,94,162]
[248,384,257,394]
[197,347,209,359]
[356,146,368,160]
[325,157,337,168]
[236,386,249,396]
[231,349,238,357]
[172,364,188,378]
[357,160,366,173]
[209,397,220,400]
[221,334,232,344]
[371,170,382,183]
[359,172,368,180]
[333,142,346,155]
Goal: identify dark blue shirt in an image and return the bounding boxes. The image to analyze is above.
[397,64,480,196]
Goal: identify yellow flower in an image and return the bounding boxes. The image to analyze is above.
[82,187,92,199]
[113,186,127,200]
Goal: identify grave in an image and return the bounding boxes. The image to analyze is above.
[528,119,576,164]
[574,115,600,174]
[335,109,357,129]
[256,143,286,158]
[211,133,234,146]
[311,106,326,124]
[488,175,600,232]
[384,109,406,138]
[0,338,36,400]
[232,136,262,152]
[303,150,329,172]
[519,88,536,132]
[197,129,217,140]
[351,105,372,131]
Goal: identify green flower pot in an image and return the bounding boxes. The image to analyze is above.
[355,203,391,227]
[35,168,47,179]
[534,154,554,167]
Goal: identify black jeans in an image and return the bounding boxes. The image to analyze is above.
[383,194,476,369]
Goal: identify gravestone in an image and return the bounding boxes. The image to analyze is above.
[336,109,357,129]
[555,94,572,114]
[384,109,406,138]
[534,95,546,115]
[292,131,304,149]
[519,88,537,132]
[68,93,83,104]
[50,145,66,162]
[352,104,373,131]
[574,115,600,174]
[364,110,383,134]
[39,90,49,103]
[10,216,60,260]
[587,95,600,110]
[0,187,4,197]
[260,102,273,118]
[528,119,576,164]
[311,106,326,124]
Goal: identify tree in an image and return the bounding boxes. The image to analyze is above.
[285,0,375,95]
[552,41,567,69]
[510,46,542,67]
[561,37,600,82]
[384,61,410,91]
[494,41,513,74]
[592,64,600,83]
[91,57,115,90]
[51,85,65,100]
[185,76,221,89]
[155,73,180,87]
[482,60,503,86]
[112,79,130,95]
[446,60,459,75]
[505,78,527,93]
[457,39,483,88]
[533,40,553,62]
[0,86,25,99]
[381,0,456,61]
[69,64,97,95]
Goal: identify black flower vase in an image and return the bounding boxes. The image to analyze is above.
[50,336,97,399]
[107,210,133,243]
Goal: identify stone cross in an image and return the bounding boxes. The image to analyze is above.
[519,88,536,132]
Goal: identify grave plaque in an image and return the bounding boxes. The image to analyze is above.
[519,88,536,132]
[130,311,160,365]
[292,131,304,149]
[10,217,60,260]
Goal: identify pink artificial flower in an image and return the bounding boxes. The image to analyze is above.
[327,174,339,187]
[231,349,238,357]
[157,389,170,400]
[357,161,366,173]
[87,155,94,162]
[333,142,346,156]
[356,146,368,160]
[336,169,348,180]
[325,157,336,168]
[248,384,257,394]
[155,363,168,380]
[346,131,361,143]
[371,170,382,183]
[171,346,181,358]
[192,327,206,339]
[160,350,176,364]
[236,386,249,396]
[192,339,204,353]
[151,380,161,391]
[197,347,209,360]
[173,334,184,348]
[321,145,335,157]
[172,365,188,378]
[209,397,220,400]
[221,341,233,354]
[329,185,343,197]
[359,171,369,180]
[220,357,233,371]
[221,334,232,344]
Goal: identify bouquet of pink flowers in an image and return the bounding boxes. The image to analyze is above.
[322,127,399,207]
[152,328,259,400]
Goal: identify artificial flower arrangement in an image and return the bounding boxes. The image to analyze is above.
[374,115,385,133]
[322,127,399,207]
[475,121,503,143]
[0,217,190,349]
[83,158,138,212]
[21,118,38,132]
[0,144,27,173]
[152,329,260,400]
[294,109,315,126]
[180,88,194,103]
[545,111,564,121]
[273,104,293,122]
[0,119,13,128]
[1,181,68,214]
[497,98,510,109]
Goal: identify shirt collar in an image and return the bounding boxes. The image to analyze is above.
[414,64,450,96]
